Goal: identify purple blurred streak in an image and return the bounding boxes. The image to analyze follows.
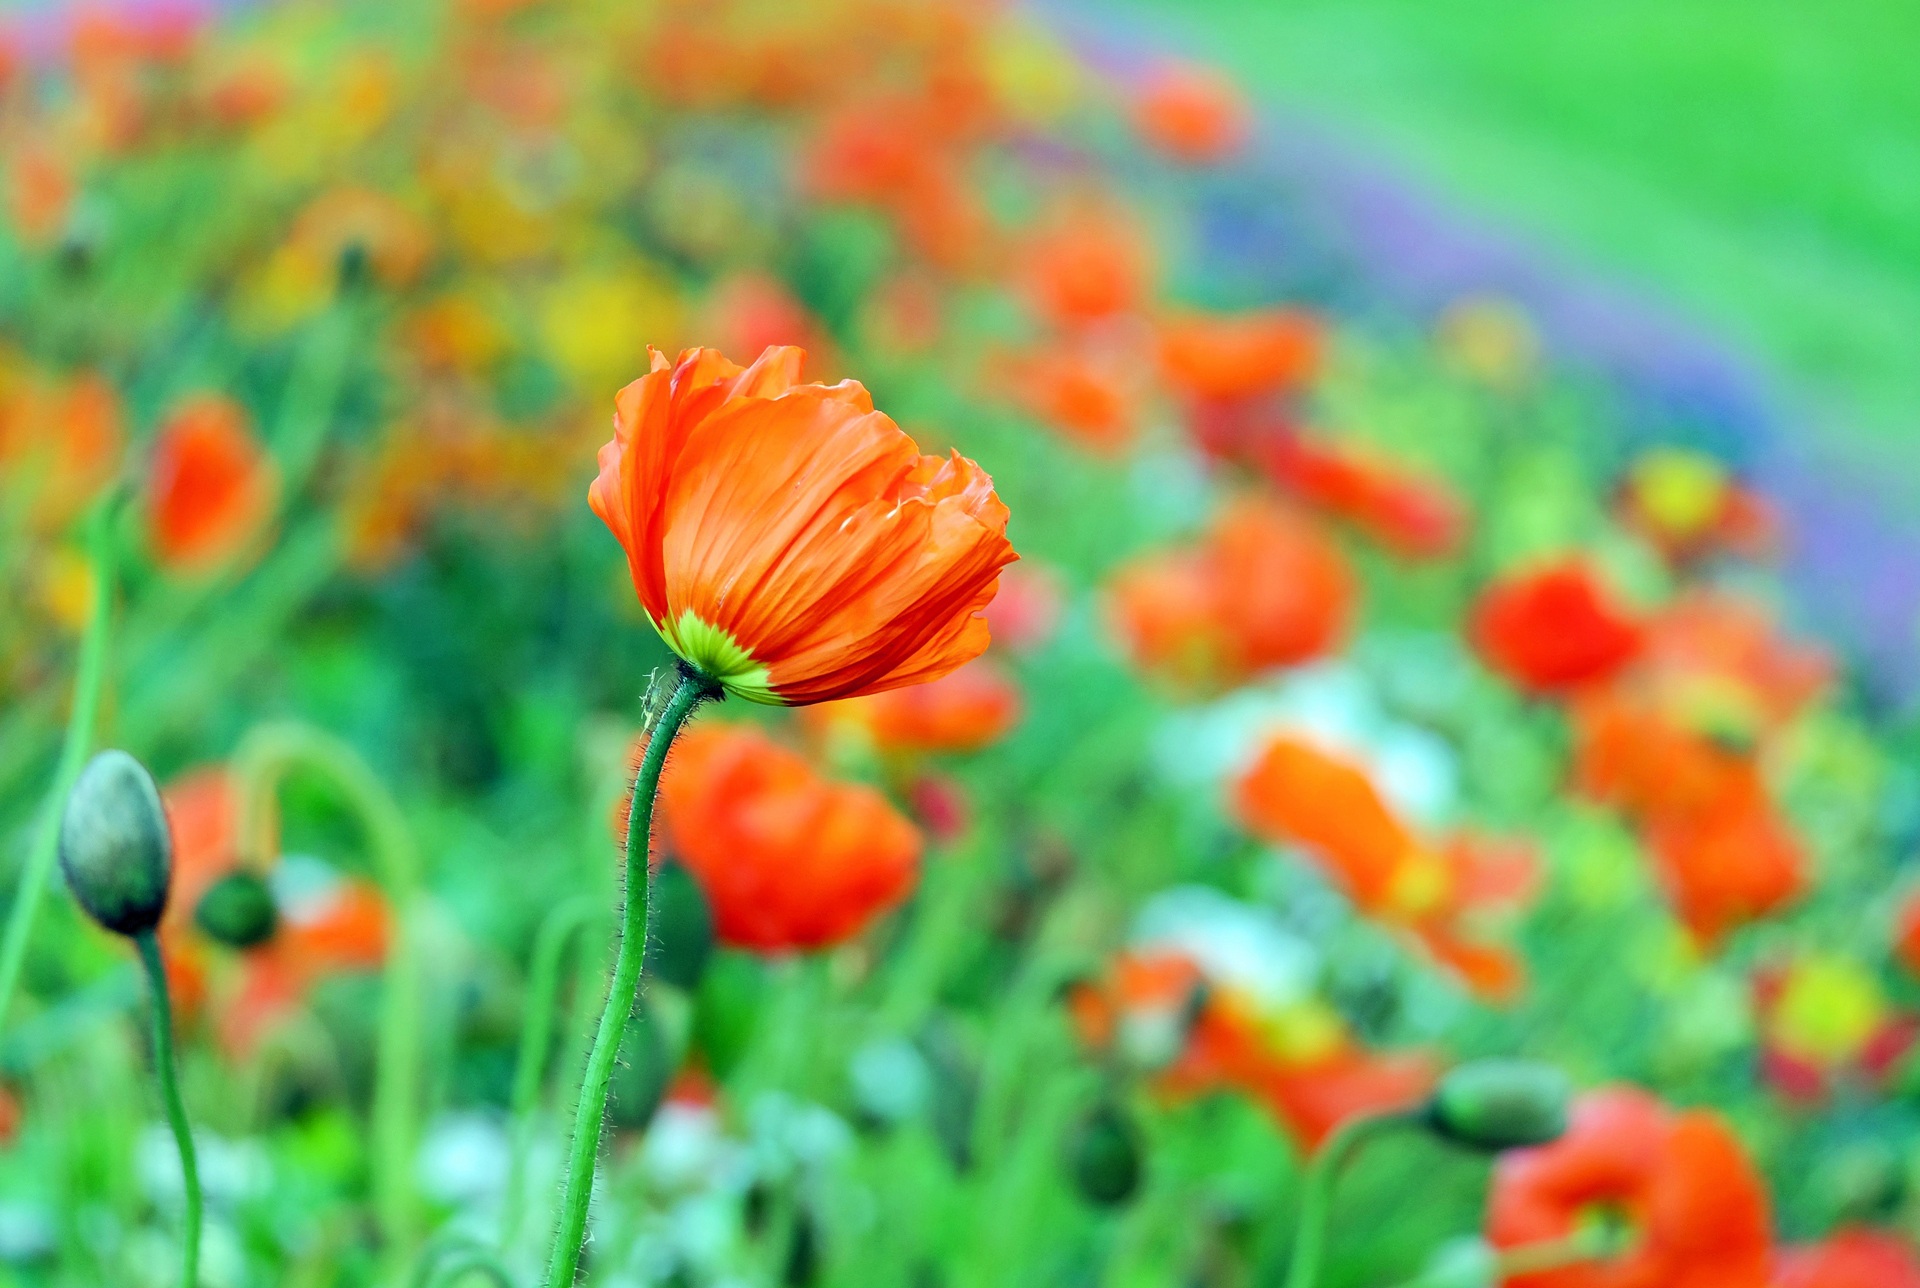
[1040,0,1920,704]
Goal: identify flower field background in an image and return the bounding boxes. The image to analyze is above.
[2,2,1919,1287]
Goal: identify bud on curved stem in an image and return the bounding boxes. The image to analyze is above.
[545,664,719,1287]
[1426,1059,1570,1153]
[194,870,279,949]
[231,722,424,1283]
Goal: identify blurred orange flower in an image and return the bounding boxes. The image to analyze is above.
[1644,778,1807,947]
[1003,336,1149,454]
[1776,1229,1920,1288]
[1107,495,1353,690]
[1069,950,1434,1146]
[1487,1086,1773,1288]
[1131,63,1250,164]
[1235,736,1535,998]
[658,722,921,952]
[1470,560,1644,697]
[588,345,1017,705]
[145,395,278,574]
[1020,207,1153,329]
[159,769,390,1056]
[804,659,1021,756]
[1159,310,1323,403]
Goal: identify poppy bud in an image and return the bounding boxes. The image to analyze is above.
[194,871,279,949]
[1411,1238,1499,1288]
[1066,1100,1144,1207]
[1427,1059,1570,1152]
[58,750,172,937]
[647,861,713,991]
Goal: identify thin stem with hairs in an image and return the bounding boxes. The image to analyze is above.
[544,664,718,1287]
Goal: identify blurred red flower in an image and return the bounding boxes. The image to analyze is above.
[1775,1228,1920,1288]
[1488,1086,1773,1288]
[145,395,278,574]
[1470,560,1644,697]
[658,722,922,952]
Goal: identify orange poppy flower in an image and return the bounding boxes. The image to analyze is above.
[1776,1229,1920,1288]
[589,346,1016,705]
[1644,778,1807,946]
[1131,63,1251,164]
[1487,1087,1773,1288]
[1107,495,1353,690]
[145,395,278,573]
[658,723,921,952]
[1004,339,1145,455]
[1159,310,1323,403]
[804,660,1022,756]
[1020,207,1153,329]
[1570,690,1751,827]
[1235,736,1415,908]
[1235,737,1536,998]
[1469,560,1644,697]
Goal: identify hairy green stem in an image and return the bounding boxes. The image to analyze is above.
[503,895,600,1250]
[231,724,424,1280]
[544,666,715,1288]
[136,931,201,1288]
[1284,1110,1420,1288]
[0,494,120,1034]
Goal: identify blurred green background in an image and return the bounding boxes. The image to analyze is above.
[1124,0,1920,482]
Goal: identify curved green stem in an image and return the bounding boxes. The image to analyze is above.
[136,931,201,1288]
[544,665,716,1288]
[1284,1110,1420,1288]
[412,1236,519,1288]
[502,895,601,1250]
[231,724,424,1279]
[0,492,120,1035]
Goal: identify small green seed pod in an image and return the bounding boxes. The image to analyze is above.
[195,871,280,949]
[59,750,172,938]
[1427,1059,1571,1153]
[1066,1100,1145,1207]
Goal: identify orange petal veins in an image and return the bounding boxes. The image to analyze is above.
[590,346,1016,704]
